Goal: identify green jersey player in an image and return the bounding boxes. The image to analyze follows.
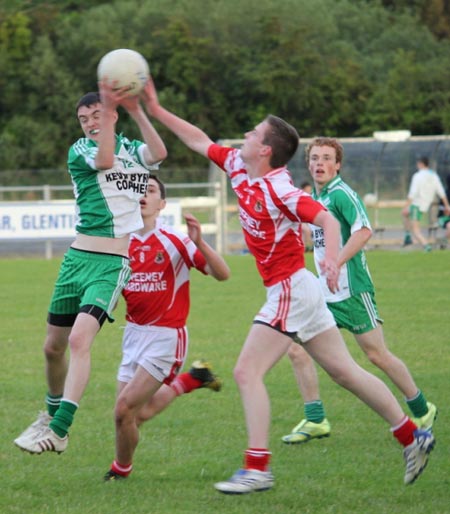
[283,138,436,483]
[14,79,167,455]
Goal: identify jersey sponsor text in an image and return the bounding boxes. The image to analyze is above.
[239,208,266,239]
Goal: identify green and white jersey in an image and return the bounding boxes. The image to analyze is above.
[310,176,374,303]
[68,133,156,238]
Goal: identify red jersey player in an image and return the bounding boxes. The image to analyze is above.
[104,174,230,480]
[144,78,434,493]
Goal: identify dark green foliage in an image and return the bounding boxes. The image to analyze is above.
[1,0,450,181]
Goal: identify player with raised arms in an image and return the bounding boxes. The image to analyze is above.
[140,78,434,493]
[14,68,167,454]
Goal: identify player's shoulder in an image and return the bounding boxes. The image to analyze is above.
[265,167,297,191]
[70,137,94,154]
[69,137,97,159]
[210,144,244,171]
[158,224,188,242]
[209,143,236,158]
[329,180,364,211]
[68,138,97,168]
[330,178,357,198]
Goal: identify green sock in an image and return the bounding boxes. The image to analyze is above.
[46,393,63,417]
[406,390,428,418]
[49,400,78,438]
[304,400,325,424]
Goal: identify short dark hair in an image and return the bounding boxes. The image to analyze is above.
[418,156,429,167]
[76,92,100,114]
[263,115,299,168]
[148,173,166,199]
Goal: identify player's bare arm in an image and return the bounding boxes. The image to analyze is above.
[184,213,230,282]
[337,227,372,268]
[120,91,167,165]
[143,77,213,157]
[402,198,412,216]
[95,80,130,169]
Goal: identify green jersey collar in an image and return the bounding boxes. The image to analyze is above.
[313,175,342,199]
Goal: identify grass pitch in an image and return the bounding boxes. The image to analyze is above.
[1,251,449,514]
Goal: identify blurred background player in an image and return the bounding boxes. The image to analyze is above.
[402,156,450,251]
[104,174,230,480]
[14,81,167,454]
[284,138,437,459]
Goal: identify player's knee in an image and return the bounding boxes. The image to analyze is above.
[287,343,309,366]
[327,365,354,389]
[114,396,133,424]
[364,347,387,368]
[43,338,67,361]
[67,331,90,354]
[233,363,251,388]
[135,411,147,427]
[366,350,380,367]
[233,365,243,385]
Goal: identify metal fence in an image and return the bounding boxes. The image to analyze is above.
[2,134,449,257]
[213,135,450,200]
[208,135,450,250]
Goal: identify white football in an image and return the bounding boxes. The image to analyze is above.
[97,48,150,95]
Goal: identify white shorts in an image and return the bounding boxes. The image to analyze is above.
[117,322,188,384]
[254,268,336,343]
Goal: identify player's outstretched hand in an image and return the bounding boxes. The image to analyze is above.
[184,212,202,245]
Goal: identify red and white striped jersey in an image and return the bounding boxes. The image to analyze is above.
[123,223,208,327]
[208,144,325,286]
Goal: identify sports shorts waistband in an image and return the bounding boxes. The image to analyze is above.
[125,321,184,333]
[68,246,130,261]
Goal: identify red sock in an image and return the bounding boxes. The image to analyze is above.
[170,372,202,396]
[111,460,133,477]
[392,416,418,447]
[244,448,271,472]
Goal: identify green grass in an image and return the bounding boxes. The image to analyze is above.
[364,205,438,229]
[1,251,449,514]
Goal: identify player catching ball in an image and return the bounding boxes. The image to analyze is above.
[14,80,167,454]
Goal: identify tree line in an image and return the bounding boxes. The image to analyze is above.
[1,0,450,184]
